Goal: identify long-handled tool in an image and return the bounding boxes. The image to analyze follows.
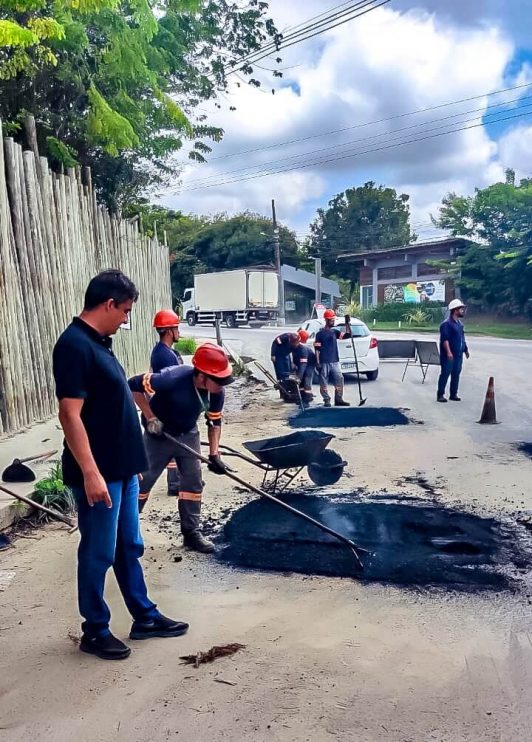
[164,433,368,571]
[344,314,367,407]
[0,483,75,527]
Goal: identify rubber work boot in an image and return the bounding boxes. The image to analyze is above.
[183,530,215,553]
[437,396,448,403]
[130,614,189,640]
[323,400,332,408]
[80,633,131,661]
[334,396,351,407]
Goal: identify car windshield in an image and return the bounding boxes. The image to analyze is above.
[336,323,369,338]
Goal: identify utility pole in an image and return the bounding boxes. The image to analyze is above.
[314,257,322,305]
[271,198,285,325]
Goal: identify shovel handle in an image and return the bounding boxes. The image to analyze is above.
[163,433,368,569]
[0,484,75,527]
[18,449,58,464]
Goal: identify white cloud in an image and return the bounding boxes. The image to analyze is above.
[498,124,532,177]
[160,3,526,237]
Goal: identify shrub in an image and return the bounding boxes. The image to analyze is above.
[402,309,430,325]
[175,337,197,354]
[32,462,76,518]
[360,302,445,324]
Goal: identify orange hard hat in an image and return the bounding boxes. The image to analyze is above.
[153,309,180,329]
[323,308,336,319]
[298,329,309,343]
[192,343,233,382]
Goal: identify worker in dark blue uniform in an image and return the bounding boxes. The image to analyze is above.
[437,299,470,402]
[270,332,301,382]
[151,310,183,496]
[292,329,316,403]
[314,309,350,408]
[129,343,233,554]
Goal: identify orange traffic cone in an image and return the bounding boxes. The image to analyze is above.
[477,377,499,424]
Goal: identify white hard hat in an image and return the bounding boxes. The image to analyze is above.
[448,298,465,311]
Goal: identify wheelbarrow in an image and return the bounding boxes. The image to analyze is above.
[205,430,347,494]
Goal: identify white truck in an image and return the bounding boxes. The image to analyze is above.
[182,268,279,328]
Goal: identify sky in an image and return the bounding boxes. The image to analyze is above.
[159,0,532,243]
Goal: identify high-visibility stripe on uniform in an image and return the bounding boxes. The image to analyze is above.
[139,491,150,501]
[299,358,308,363]
[178,491,202,502]
[207,411,223,419]
[314,342,322,348]
[167,461,177,469]
[142,372,155,395]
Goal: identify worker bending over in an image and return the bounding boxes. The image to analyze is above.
[314,309,350,408]
[270,332,301,382]
[129,343,233,553]
[291,329,316,404]
[151,310,183,497]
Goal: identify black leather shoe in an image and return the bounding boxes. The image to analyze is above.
[437,396,448,403]
[449,396,461,401]
[130,614,189,640]
[334,398,351,407]
[80,633,131,660]
[183,531,215,553]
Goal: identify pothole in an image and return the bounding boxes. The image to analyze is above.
[289,407,410,429]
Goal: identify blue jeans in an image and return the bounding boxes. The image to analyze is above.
[72,476,158,638]
[437,354,463,398]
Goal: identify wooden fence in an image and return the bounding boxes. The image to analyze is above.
[0,119,171,436]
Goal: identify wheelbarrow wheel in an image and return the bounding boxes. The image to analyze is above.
[307,449,346,487]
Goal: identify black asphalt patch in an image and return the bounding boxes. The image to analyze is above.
[217,494,532,591]
[289,407,410,429]
[516,442,532,459]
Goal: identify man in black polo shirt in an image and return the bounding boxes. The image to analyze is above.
[53,270,188,661]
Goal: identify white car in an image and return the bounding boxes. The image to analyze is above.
[298,317,380,380]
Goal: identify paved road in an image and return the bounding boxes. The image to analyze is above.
[185,323,532,440]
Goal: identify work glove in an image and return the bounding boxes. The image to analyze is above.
[147,417,164,436]
[208,454,230,475]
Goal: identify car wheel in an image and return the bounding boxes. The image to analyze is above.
[365,369,379,381]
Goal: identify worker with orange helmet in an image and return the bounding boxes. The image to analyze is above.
[151,309,183,372]
[128,343,234,553]
[314,309,350,408]
[151,309,183,498]
[270,332,302,382]
[292,329,316,403]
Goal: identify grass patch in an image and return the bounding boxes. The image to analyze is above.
[368,321,532,340]
[175,337,197,354]
[32,461,76,519]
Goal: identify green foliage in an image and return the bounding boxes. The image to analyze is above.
[46,135,78,167]
[306,181,416,290]
[32,462,76,518]
[434,177,532,317]
[174,336,197,354]
[124,206,301,302]
[402,309,430,326]
[359,302,445,324]
[0,0,280,208]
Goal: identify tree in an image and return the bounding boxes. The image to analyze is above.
[128,207,300,302]
[0,1,280,209]
[434,174,532,317]
[306,181,416,288]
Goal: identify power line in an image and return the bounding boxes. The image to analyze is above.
[211,81,532,161]
[220,0,388,78]
[187,94,532,186]
[182,107,532,191]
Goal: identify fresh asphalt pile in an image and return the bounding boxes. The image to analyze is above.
[289,407,411,429]
[217,493,532,591]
